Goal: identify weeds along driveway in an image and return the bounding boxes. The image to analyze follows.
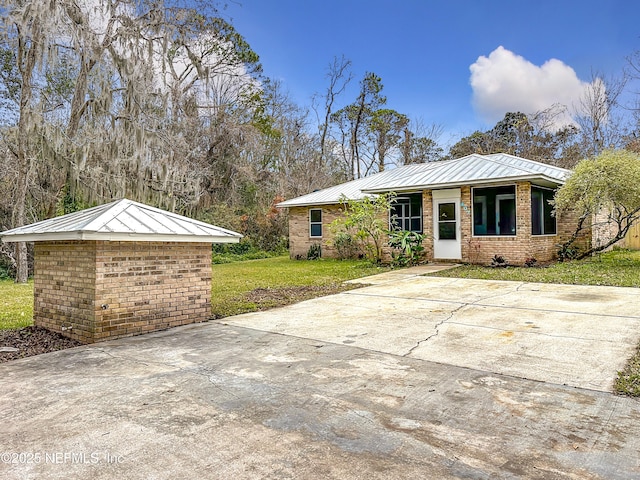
[223,276,640,392]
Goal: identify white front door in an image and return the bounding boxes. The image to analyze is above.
[433,189,461,260]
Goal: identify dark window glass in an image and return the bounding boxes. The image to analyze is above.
[472,186,516,236]
[310,209,322,237]
[390,193,423,233]
[531,187,556,235]
[438,202,456,240]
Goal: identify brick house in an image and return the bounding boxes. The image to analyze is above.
[0,199,241,343]
[278,153,591,265]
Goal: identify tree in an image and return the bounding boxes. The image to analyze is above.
[368,108,408,171]
[0,0,263,280]
[400,120,444,164]
[330,72,385,179]
[330,193,395,263]
[554,149,640,259]
[448,109,582,167]
[573,73,627,157]
[312,55,352,164]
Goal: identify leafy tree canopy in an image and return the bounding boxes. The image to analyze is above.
[555,149,640,258]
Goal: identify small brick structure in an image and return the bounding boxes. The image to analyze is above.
[1,199,241,343]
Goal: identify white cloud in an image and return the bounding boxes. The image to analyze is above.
[469,46,591,129]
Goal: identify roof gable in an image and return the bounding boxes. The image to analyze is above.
[0,199,242,243]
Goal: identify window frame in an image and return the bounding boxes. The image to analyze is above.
[389,193,423,233]
[531,185,557,236]
[309,208,323,238]
[471,185,517,237]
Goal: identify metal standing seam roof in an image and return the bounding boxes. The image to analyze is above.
[0,199,243,243]
[276,153,571,207]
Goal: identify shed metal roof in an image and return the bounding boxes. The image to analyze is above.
[277,153,570,207]
[0,199,242,243]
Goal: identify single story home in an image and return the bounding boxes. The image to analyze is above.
[277,153,592,265]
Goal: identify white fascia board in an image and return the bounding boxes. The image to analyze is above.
[276,194,376,209]
[362,175,565,194]
[0,232,242,243]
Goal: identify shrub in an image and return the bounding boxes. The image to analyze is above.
[490,255,508,268]
[389,230,426,267]
[332,232,358,260]
[306,243,322,260]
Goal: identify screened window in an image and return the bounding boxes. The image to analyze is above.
[531,186,556,235]
[473,186,516,236]
[309,209,322,237]
[390,194,423,233]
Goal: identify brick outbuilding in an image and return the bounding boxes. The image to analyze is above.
[0,199,241,343]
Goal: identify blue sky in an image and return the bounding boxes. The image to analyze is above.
[224,0,639,146]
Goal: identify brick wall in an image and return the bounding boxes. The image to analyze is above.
[34,242,97,343]
[34,241,212,344]
[288,205,346,259]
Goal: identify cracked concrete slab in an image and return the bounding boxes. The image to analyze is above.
[224,276,640,391]
[2,272,640,479]
[1,322,640,479]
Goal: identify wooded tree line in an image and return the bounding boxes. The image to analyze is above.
[1,0,639,281]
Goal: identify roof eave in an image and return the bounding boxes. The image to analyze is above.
[0,232,242,243]
[362,174,566,194]
[276,194,376,209]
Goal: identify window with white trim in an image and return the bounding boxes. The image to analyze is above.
[309,209,322,237]
[531,186,556,235]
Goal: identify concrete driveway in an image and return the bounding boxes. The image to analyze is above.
[226,268,640,392]
[2,271,640,479]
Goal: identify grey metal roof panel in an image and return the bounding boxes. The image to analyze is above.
[364,154,570,192]
[277,154,571,207]
[0,199,242,243]
[276,162,447,207]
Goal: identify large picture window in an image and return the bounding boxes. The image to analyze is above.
[531,186,556,235]
[390,193,423,233]
[473,186,516,236]
[309,209,322,237]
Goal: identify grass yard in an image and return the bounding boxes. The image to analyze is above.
[0,257,388,330]
[210,256,388,318]
[429,249,640,287]
[0,280,34,330]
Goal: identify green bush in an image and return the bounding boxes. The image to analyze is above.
[306,243,322,260]
[332,232,359,259]
[212,239,285,264]
[388,230,426,266]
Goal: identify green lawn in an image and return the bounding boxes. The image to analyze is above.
[0,280,34,330]
[0,257,388,330]
[429,249,640,287]
[210,256,389,317]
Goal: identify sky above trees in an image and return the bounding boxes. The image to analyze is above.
[224,0,639,146]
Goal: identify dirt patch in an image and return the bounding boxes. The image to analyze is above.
[243,283,359,309]
[0,326,82,364]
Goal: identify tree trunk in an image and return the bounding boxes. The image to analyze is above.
[13,21,41,283]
